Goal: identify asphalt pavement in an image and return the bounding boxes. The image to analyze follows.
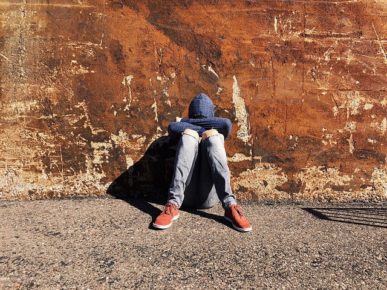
[0,198,386,289]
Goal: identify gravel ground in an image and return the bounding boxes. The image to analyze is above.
[0,198,386,289]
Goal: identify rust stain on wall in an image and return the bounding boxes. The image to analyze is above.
[0,0,386,201]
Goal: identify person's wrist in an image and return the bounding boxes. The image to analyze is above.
[183,128,200,140]
[202,129,219,140]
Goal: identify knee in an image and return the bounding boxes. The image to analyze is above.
[202,129,225,152]
[202,129,227,161]
[183,128,200,141]
[202,129,219,140]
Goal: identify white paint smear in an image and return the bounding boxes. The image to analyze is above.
[347,133,355,154]
[274,16,278,33]
[232,76,251,144]
[151,97,158,122]
[380,118,387,135]
[364,103,374,110]
[122,75,134,111]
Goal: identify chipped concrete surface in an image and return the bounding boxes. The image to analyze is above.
[0,0,386,201]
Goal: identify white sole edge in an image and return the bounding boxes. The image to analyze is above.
[152,214,180,230]
[224,216,252,232]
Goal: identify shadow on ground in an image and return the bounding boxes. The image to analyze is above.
[303,207,387,228]
[106,136,174,227]
[107,136,230,229]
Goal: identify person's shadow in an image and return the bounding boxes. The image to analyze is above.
[106,136,229,229]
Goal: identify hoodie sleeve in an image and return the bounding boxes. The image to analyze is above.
[180,117,232,139]
[168,121,206,139]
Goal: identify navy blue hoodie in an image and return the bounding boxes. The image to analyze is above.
[168,93,232,139]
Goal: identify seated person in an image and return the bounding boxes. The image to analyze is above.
[153,93,252,232]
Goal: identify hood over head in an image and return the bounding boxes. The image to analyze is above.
[188,93,214,119]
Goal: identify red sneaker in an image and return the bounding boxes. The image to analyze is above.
[224,204,252,232]
[153,203,180,230]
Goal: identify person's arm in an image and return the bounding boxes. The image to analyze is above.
[180,117,232,139]
[168,121,205,139]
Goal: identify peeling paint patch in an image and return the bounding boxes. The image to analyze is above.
[297,166,387,202]
[232,164,288,200]
[347,91,362,116]
[126,157,134,168]
[371,167,387,198]
[90,141,113,164]
[232,75,251,144]
[322,131,337,147]
[7,100,38,114]
[228,153,251,162]
[162,88,171,107]
[0,126,110,200]
[228,153,263,162]
[332,105,339,117]
[333,91,379,119]
[111,130,146,152]
[297,166,352,201]
[147,126,165,145]
[151,97,159,122]
[370,117,387,135]
[347,133,355,154]
[343,121,357,154]
[202,64,219,80]
[380,118,387,135]
[274,16,278,34]
[71,60,95,75]
[122,75,134,111]
[344,121,357,133]
[110,130,138,167]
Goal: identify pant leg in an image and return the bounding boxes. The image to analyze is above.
[202,132,237,208]
[183,141,220,209]
[167,132,199,207]
[196,141,220,208]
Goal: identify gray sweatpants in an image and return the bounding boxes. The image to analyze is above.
[167,131,237,209]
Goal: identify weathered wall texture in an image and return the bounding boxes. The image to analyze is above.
[0,0,386,201]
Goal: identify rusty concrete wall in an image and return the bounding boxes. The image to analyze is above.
[0,0,386,201]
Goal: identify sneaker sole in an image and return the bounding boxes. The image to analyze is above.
[224,216,252,232]
[152,214,180,230]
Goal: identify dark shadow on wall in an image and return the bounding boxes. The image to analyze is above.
[303,207,387,229]
[107,136,177,225]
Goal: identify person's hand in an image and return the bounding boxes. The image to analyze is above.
[176,117,182,122]
[183,128,200,140]
[202,129,219,140]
